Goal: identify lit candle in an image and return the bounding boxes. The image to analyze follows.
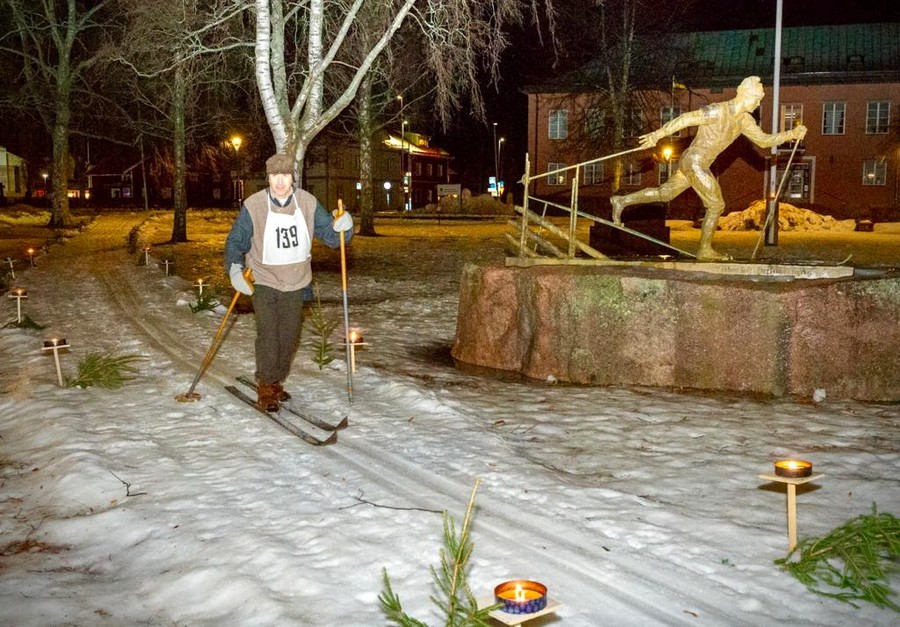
[774,459,813,478]
[494,580,547,615]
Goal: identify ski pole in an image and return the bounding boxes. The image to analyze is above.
[176,268,252,402]
[752,136,801,260]
[336,199,353,403]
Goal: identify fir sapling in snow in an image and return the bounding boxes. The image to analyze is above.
[380,480,501,626]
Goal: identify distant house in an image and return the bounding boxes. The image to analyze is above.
[523,23,900,221]
[305,131,453,212]
[0,145,27,202]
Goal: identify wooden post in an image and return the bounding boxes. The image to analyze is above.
[758,473,824,551]
[786,482,798,551]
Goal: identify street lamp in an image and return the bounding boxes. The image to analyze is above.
[492,122,498,196]
[401,120,410,211]
[230,135,243,207]
[383,181,392,209]
[497,137,505,198]
[662,146,673,182]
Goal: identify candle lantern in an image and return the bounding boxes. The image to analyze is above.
[143,246,152,266]
[41,337,71,386]
[774,459,812,478]
[7,287,28,323]
[26,248,35,267]
[494,580,548,615]
[4,256,14,279]
[345,327,368,373]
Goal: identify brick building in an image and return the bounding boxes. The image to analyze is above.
[523,23,899,221]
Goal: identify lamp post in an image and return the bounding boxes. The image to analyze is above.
[497,137,505,199]
[765,0,784,247]
[230,134,243,208]
[662,146,673,182]
[492,122,498,196]
[401,120,410,211]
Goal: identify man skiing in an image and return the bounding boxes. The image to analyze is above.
[611,76,806,260]
[225,153,353,411]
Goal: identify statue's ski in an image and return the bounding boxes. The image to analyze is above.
[225,385,337,446]
[235,376,349,431]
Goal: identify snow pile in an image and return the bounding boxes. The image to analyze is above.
[719,200,856,232]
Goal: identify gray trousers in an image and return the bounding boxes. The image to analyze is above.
[251,284,305,385]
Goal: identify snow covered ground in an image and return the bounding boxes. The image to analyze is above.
[1,213,898,626]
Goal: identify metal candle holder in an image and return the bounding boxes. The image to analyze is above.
[162,260,173,276]
[143,246,152,266]
[26,248,35,267]
[4,256,14,279]
[42,337,71,386]
[195,278,206,296]
[760,461,824,551]
[7,288,27,323]
[479,580,561,627]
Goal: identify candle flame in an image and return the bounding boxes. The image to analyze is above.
[514,584,525,602]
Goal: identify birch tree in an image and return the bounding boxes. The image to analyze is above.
[253,0,557,184]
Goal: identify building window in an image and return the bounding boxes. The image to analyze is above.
[658,159,678,185]
[623,161,641,186]
[582,162,603,185]
[862,160,887,186]
[659,106,681,137]
[866,101,890,134]
[548,109,568,139]
[547,162,567,185]
[822,102,846,135]
[780,103,803,132]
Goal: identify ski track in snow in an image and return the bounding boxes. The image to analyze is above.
[1,214,897,626]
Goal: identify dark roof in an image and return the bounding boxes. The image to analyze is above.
[676,23,900,86]
[522,23,900,93]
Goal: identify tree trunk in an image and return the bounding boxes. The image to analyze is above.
[170,63,188,243]
[357,75,376,236]
[48,65,73,228]
[48,117,73,228]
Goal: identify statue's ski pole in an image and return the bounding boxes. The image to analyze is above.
[336,199,353,403]
[752,136,801,260]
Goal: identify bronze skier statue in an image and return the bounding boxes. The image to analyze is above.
[611,76,807,260]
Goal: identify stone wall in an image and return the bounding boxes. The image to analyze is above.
[451,263,900,401]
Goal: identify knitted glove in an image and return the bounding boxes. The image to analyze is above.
[229,263,253,295]
[332,211,354,233]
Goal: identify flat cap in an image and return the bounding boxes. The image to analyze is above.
[266,153,294,175]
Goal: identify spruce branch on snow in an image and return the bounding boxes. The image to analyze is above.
[775,504,899,610]
[380,480,501,626]
[65,352,143,389]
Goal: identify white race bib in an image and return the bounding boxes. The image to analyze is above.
[262,201,311,265]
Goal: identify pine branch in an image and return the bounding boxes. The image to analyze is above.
[65,352,144,389]
[775,504,899,611]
